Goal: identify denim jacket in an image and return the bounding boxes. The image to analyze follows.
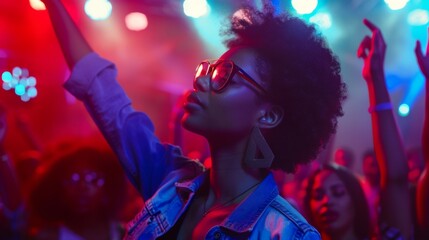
[65,53,321,240]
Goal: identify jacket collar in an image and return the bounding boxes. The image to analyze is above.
[174,171,279,233]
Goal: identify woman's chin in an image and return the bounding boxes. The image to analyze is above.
[182,114,202,134]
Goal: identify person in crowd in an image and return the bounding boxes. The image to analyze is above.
[304,163,375,240]
[359,149,380,226]
[406,147,424,186]
[40,0,346,238]
[357,19,413,239]
[333,147,355,171]
[0,104,26,240]
[304,162,406,240]
[27,144,127,240]
[13,150,42,198]
[279,160,320,213]
[414,28,429,239]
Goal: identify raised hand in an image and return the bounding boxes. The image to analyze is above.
[357,19,386,83]
[415,28,429,237]
[415,29,429,80]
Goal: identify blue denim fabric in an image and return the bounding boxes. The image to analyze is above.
[65,53,321,240]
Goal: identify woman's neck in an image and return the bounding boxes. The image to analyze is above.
[207,137,266,204]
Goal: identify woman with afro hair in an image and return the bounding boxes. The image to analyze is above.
[39,0,346,239]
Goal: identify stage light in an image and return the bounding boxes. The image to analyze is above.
[15,84,26,96]
[291,0,318,15]
[398,103,410,117]
[125,12,148,31]
[2,71,12,83]
[384,0,409,10]
[2,67,38,102]
[84,0,112,21]
[408,9,429,26]
[183,0,210,18]
[310,12,332,29]
[29,0,46,11]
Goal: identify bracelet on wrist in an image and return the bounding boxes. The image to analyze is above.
[368,102,392,113]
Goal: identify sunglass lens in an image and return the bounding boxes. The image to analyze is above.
[211,62,233,91]
[195,62,209,79]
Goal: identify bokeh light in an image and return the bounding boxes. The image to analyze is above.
[310,12,332,29]
[407,9,429,26]
[384,0,409,10]
[29,0,46,11]
[183,0,210,18]
[84,0,112,21]
[125,12,148,31]
[291,0,318,15]
[398,103,410,117]
[2,67,38,102]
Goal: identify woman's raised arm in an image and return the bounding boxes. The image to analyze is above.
[42,0,93,69]
[357,19,413,239]
[414,30,429,233]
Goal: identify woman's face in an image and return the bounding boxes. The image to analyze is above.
[309,170,355,235]
[62,161,107,217]
[182,47,269,139]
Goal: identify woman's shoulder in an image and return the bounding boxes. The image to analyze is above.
[251,195,320,239]
[269,196,313,227]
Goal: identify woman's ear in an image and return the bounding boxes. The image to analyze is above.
[258,105,284,128]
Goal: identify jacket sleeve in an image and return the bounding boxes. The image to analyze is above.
[64,52,188,200]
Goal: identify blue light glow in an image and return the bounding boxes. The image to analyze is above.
[310,13,332,29]
[27,87,38,98]
[2,71,12,83]
[407,9,429,26]
[15,84,26,96]
[1,66,38,102]
[398,103,410,117]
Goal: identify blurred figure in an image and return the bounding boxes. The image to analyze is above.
[27,144,127,240]
[0,104,26,240]
[406,147,424,185]
[333,147,355,171]
[279,161,320,213]
[14,150,42,198]
[304,163,403,240]
[304,164,374,240]
[361,150,380,189]
[360,149,380,226]
[414,27,429,239]
[406,147,425,240]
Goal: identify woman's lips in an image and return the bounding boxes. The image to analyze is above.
[320,210,339,224]
[183,91,204,111]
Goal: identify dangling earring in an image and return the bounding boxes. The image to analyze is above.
[244,127,274,168]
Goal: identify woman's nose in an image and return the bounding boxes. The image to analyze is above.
[321,194,333,205]
[193,75,210,92]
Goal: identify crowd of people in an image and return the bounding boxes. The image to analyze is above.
[0,0,428,239]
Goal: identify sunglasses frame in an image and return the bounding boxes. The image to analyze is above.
[194,59,268,95]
